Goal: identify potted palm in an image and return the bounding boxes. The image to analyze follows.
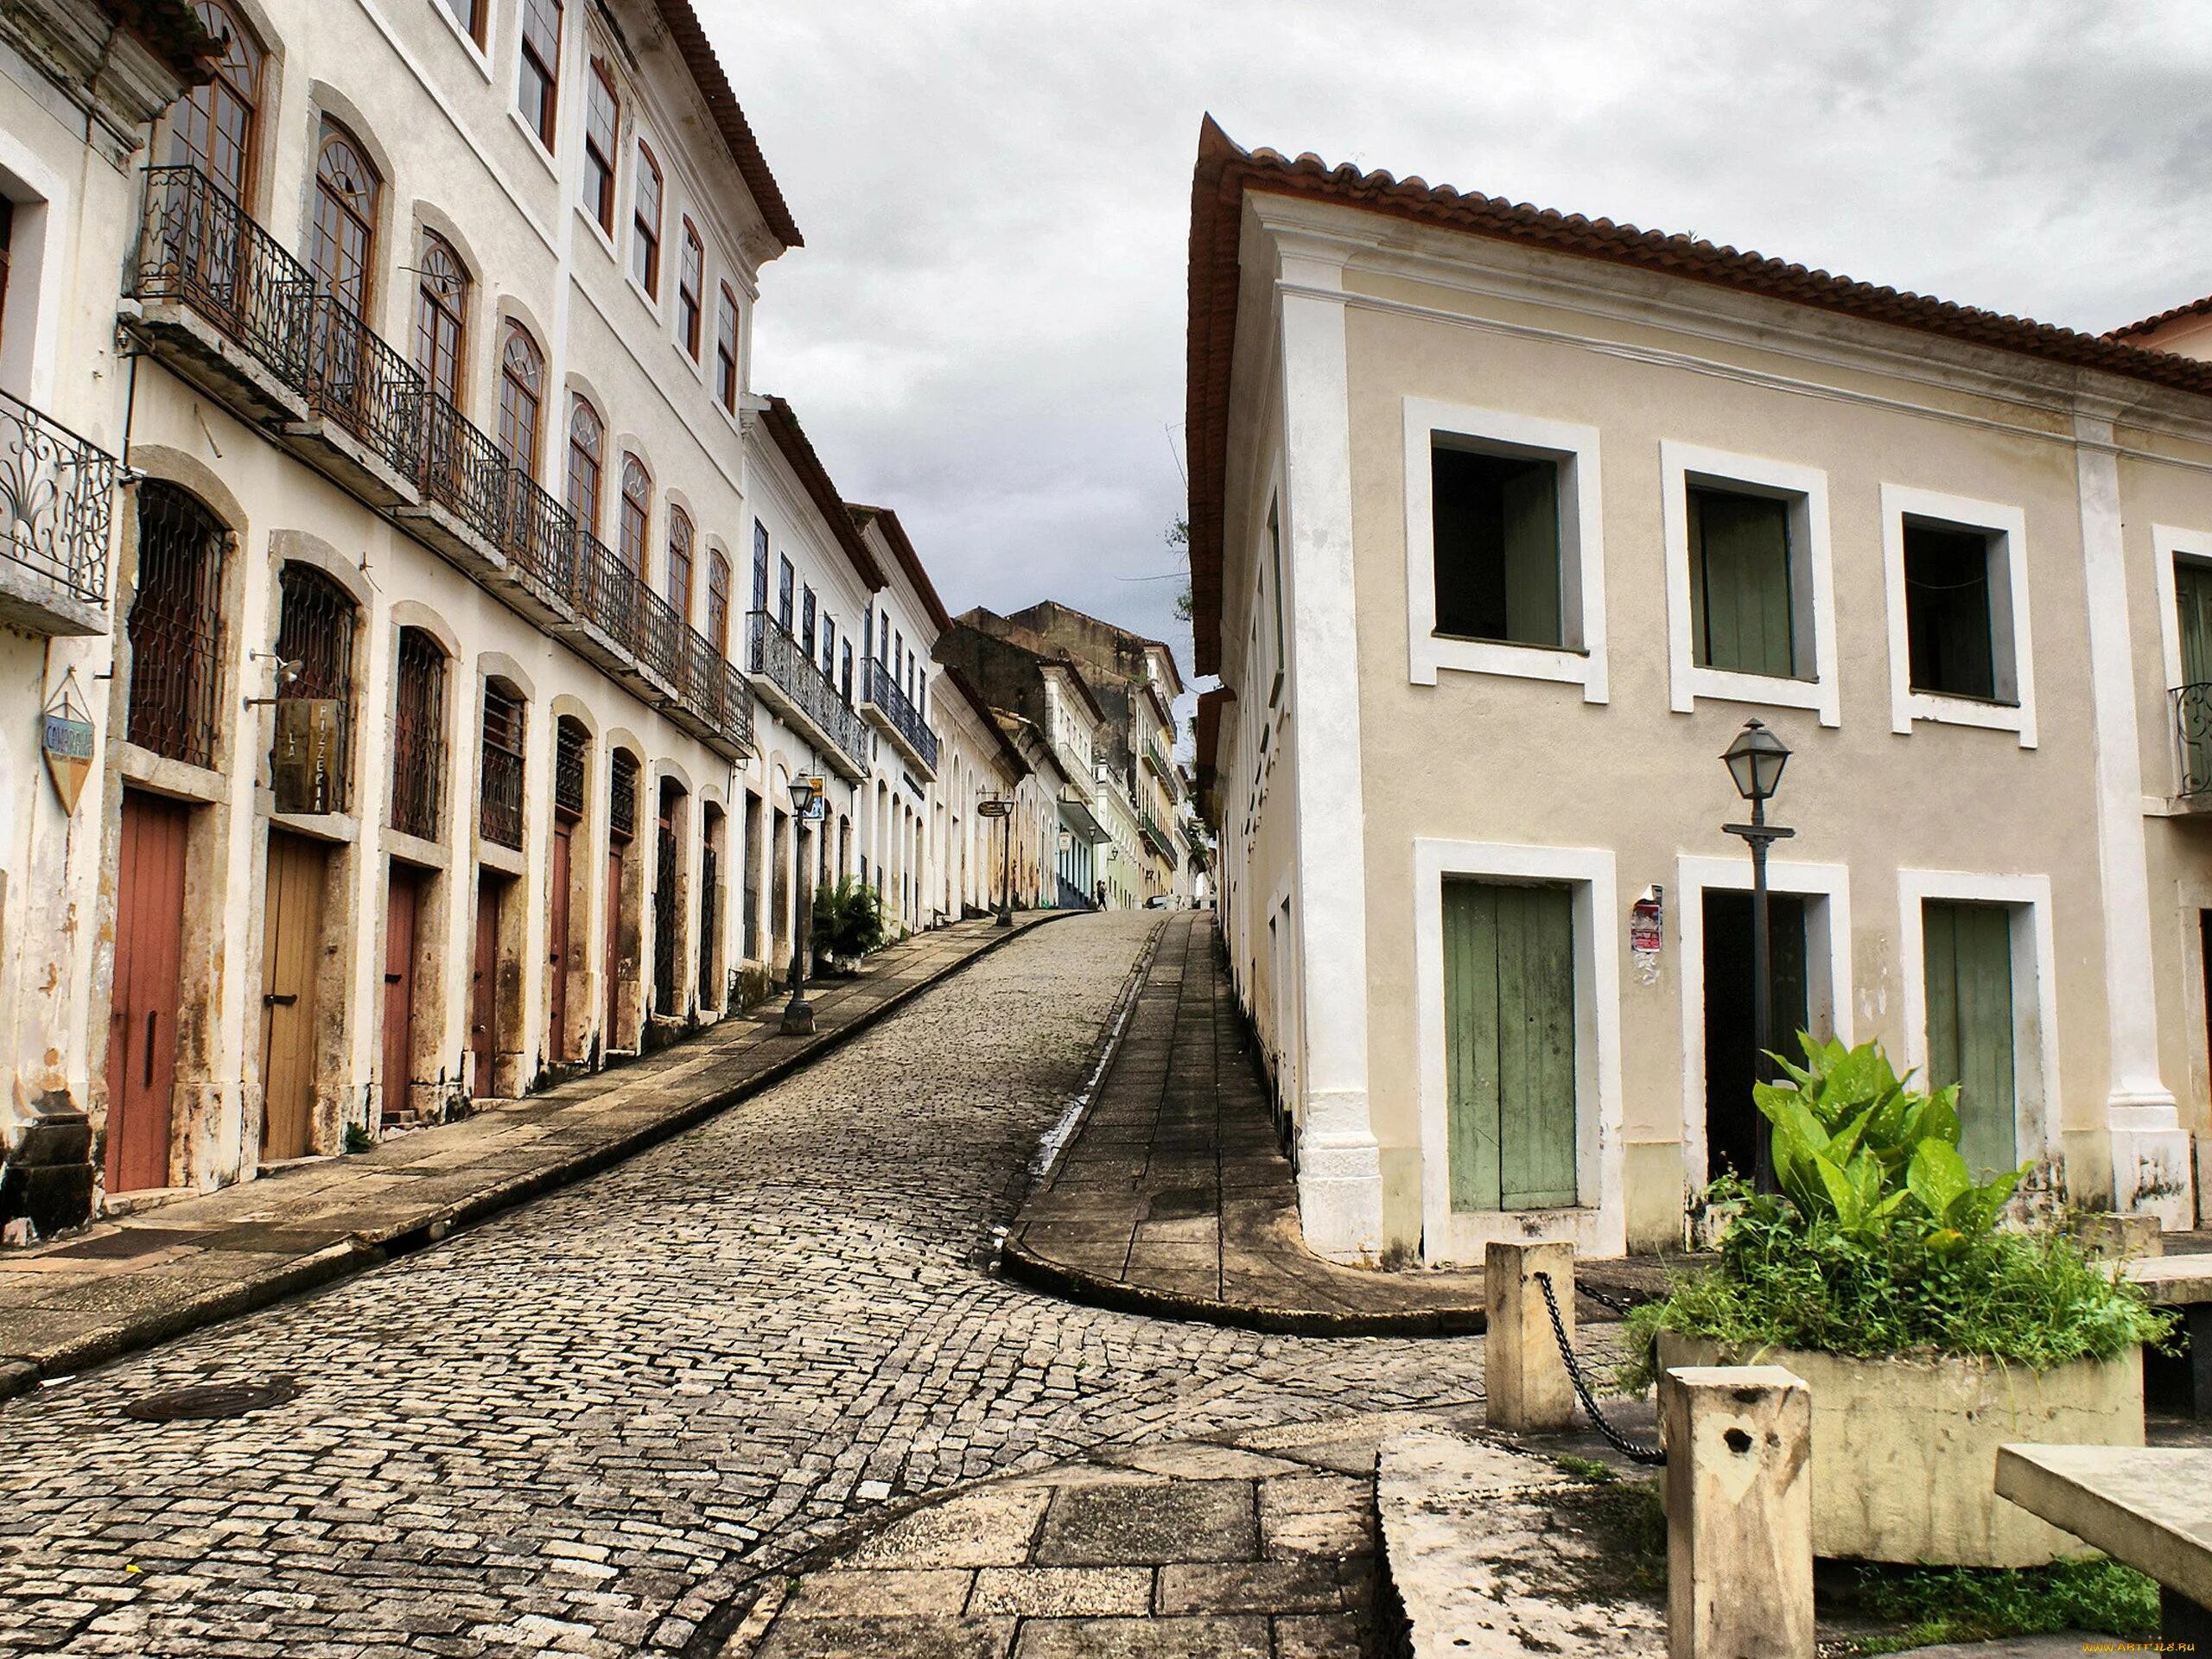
[1629,1037,2167,1567]
[812,877,886,976]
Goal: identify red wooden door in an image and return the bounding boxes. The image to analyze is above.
[546,822,573,1063]
[381,868,419,1121]
[470,878,499,1098]
[106,791,188,1191]
[604,848,623,1047]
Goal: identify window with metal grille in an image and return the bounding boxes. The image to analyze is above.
[480,678,525,849]
[609,747,638,841]
[678,221,703,358]
[716,285,740,410]
[632,143,661,296]
[518,0,561,149]
[583,61,618,231]
[554,715,588,820]
[127,480,229,769]
[653,779,680,1016]
[271,563,357,815]
[699,808,721,1008]
[391,626,447,840]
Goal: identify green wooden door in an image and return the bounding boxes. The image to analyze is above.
[2176,563,2212,790]
[1443,880,1577,1211]
[1690,487,1796,678]
[1923,899,2017,1179]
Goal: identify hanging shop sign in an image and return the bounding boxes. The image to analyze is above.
[41,674,94,814]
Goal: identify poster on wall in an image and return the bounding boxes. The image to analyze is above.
[1629,885,1664,986]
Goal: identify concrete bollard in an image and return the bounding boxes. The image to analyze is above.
[2078,1211,2163,1261]
[1483,1239,1576,1433]
[1662,1365,1814,1659]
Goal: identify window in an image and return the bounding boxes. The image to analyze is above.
[1431,444,1561,649]
[822,615,836,677]
[270,564,358,816]
[565,397,603,534]
[632,143,662,296]
[480,678,525,851]
[619,454,651,575]
[667,508,694,621]
[414,232,467,406]
[1267,497,1287,696]
[518,0,561,149]
[801,586,817,657]
[391,627,447,840]
[309,125,378,315]
[777,555,793,631]
[707,550,731,653]
[715,285,740,410]
[751,521,769,612]
[678,221,703,359]
[127,481,229,769]
[583,62,618,231]
[437,0,486,45]
[497,323,544,475]
[1904,524,2000,701]
[170,0,262,200]
[1688,486,1799,679]
[841,640,853,703]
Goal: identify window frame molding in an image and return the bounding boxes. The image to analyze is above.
[1661,440,1839,728]
[1409,836,1624,1263]
[1894,867,2060,1174]
[1402,397,1607,702]
[429,0,493,75]
[2149,523,2212,802]
[1880,482,2036,747]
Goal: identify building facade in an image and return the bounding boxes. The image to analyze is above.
[1188,118,2212,1262]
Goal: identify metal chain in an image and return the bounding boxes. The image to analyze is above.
[1532,1270,1666,1466]
[1576,1283,1638,1317]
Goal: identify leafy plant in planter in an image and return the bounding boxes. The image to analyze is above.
[812,877,886,972]
[1625,1035,2169,1385]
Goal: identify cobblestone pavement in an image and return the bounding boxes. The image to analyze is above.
[0,913,1486,1658]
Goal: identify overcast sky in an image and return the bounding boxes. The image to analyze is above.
[708,1,2212,704]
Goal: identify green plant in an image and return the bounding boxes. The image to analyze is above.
[1834,1559,2158,1649]
[344,1122,373,1154]
[1622,1037,2171,1383]
[812,877,886,962]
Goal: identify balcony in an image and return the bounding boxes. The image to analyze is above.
[130,161,754,763]
[2176,684,2212,805]
[1052,733,1093,805]
[1139,805,1176,861]
[746,611,872,780]
[0,386,123,636]
[861,657,938,777]
[1143,735,1175,787]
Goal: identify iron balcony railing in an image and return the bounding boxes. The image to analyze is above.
[747,610,872,774]
[1144,736,1174,785]
[132,161,753,759]
[0,385,123,609]
[1052,734,1092,803]
[1139,805,1175,860]
[2176,683,2212,798]
[861,657,938,772]
[480,740,524,849]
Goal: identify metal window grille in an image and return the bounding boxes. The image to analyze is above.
[652,786,679,1017]
[390,626,447,840]
[554,716,588,820]
[480,681,525,849]
[126,480,229,769]
[609,747,638,842]
[698,822,719,1007]
[271,563,357,815]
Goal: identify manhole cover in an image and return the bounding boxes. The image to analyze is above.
[122,1377,300,1422]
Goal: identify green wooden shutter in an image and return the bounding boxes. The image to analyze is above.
[1499,465,1562,649]
[1443,880,1578,1212]
[2178,562,2212,685]
[1923,899,2017,1179]
[1691,489,1796,678]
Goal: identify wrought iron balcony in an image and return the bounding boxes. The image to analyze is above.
[2176,683,2212,799]
[0,385,123,634]
[861,657,938,776]
[1143,735,1174,785]
[136,162,315,404]
[1139,805,1176,861]
[747,610,872,780]
[1052,734,1093,804]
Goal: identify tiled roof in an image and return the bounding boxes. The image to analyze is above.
[2110,294,2212,341]
[935,662,1032,781]
[652,0,801,251]
[1185,115,2212,676]
[846,505,953,632]
[759,397,885,591]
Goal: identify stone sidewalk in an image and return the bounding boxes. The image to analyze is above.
[1001,914,1671,1334]
[0,912,1064,1396]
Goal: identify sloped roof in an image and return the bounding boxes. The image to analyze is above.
[759,397,885,590]
[847,504,953,632]
[651,0,801,251]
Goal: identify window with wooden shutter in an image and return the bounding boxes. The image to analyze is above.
[1441,879,1578,1211]
[1904,523,1999,700]
[1921,899,2017,1179]
[1689,486,1798,678]
[1431,444,1562,648]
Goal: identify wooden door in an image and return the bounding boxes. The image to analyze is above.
[471,878,500,1098]
[260,831,325,1160]
[604,847,623,1046]
[1442,879,1578,1212]
[1923,899,2017,1179]
[381,868,420,1122]
[106,791,189,1191]
[547,822,573,1063]
[1700,890,1809,1183]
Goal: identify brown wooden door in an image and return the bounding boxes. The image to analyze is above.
[604,847,624,1047]
[471,878,500,1098]
[546,822,573,1063]
[381,868,420,1122]
[260,831,325,1160]
[106,791,189,1191]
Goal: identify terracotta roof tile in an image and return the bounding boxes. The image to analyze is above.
[651,0,801,251]
[2110,294,2212,342]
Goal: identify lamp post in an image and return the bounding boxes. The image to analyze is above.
[1721,719,1795,1194]
[782,774,824,1036]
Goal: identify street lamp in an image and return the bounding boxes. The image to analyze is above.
[782,773,825,1036]
[1721,719,1794,1195]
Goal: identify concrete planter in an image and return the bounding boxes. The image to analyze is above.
[1657,1332,2142,1567]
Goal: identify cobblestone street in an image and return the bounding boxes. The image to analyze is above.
[0,915,1485,1658]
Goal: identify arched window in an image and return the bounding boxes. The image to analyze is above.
[565,397,604,536]
[666,507,694,621]
[127,481,230,769]
[414,232,467,406]
[480,677,525,850]
[169,0,262,200]
[271,564,359,815]
[309,124,378,315]
[391,627,448,840]
[707,550,731,655]
[618,454,651,575]
[497,322,544,475]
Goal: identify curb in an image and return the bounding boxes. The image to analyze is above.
[3,912,1078,1401]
